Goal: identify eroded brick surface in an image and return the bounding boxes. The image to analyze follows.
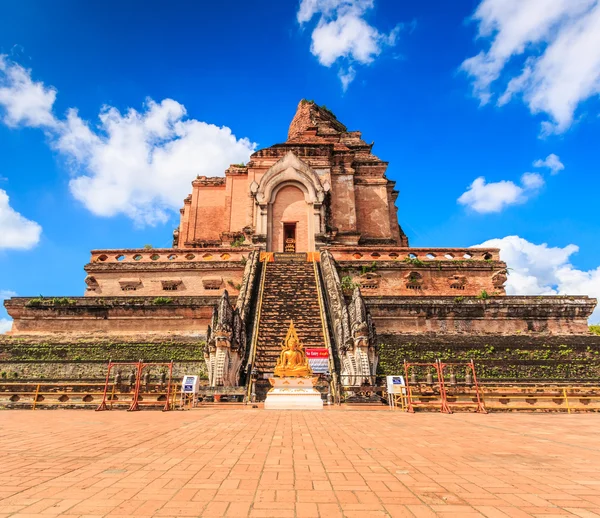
[1,410,599,517]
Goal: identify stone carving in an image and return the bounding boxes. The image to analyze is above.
[84,276,99,292]
[449,275,467,290]
[205,290,246,387]
[492,270,508,290]
[344,287,378,386]
[202,277,223,290]
[405,271,423,290]
[358,272,380,290]
[320,250,378,387]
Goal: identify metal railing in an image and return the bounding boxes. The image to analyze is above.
[0,381,178,410]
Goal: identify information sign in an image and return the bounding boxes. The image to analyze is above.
[306,348,329,374]
[181,375,199,394]
[386,375,406,395]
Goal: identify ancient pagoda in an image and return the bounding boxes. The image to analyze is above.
[3,100,597,400]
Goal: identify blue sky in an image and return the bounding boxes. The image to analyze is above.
[1,0,600,328]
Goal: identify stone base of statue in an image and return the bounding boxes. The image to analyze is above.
[264,377,324,410]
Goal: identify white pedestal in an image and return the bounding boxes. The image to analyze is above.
[264,377,324,410]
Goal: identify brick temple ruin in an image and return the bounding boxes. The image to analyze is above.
[2,100,599,402]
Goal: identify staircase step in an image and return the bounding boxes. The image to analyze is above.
[253,261,325,377]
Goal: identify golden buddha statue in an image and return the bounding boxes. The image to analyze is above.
[274,321,312,377]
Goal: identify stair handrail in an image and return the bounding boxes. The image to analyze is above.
[244,257,268,403]
[313,259,341,405]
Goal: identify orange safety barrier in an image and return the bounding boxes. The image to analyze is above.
[0,382,112,408]
[403,359,486,414]
[438,360,487,414]
[96,360,173,411]
[403,360,446,413]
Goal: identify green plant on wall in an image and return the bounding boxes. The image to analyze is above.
[590,325,600,336]
[152,297,173,305]
[230,236,245,247]
[227,280,242,290]
[0,340,208,362]
[403,257,424,266]
[341,276,359,291]
[26,297,75,307]
[361,261,378,275]
[376,341,600,380]
[477,290,490,300]
[51,297,76,306]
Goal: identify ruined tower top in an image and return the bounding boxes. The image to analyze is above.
[287,99,347,141]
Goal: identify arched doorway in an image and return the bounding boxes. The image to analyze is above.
[270,184,309,252]
[253,152,328,252]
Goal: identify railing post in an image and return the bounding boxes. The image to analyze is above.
[32,383,40,410]
[96,359,113,411]
[563,387,571,414]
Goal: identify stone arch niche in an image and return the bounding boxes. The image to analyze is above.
[253,152,327,252]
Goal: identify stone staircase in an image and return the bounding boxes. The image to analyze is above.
[253,255,325,399]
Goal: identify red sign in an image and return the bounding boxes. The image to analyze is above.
[306,348,329,358]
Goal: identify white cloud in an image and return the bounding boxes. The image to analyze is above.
[338,66,356,92]
[0,55,57,128]
[533,153,565,174]
[0,189,42,249]
[520,172,545,189]
[458,172,544,213]
[0,319,11,334]
[297,0,401,89]
[0,56,256,226]
[59,101,255,225]
[0,290,16,335]
[473,235,600,323]
[462,0,600,134]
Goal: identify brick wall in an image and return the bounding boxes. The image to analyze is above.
[4,297,233,335]
[365,296,596,335]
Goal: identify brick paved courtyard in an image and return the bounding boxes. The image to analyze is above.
[1,409,599,517]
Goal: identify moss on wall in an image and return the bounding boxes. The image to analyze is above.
[0,338,205,362]
[377,335,600,380]
[0,337,208,381]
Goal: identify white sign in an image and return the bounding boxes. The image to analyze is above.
[386,375,406,395]
[181,375,199,394]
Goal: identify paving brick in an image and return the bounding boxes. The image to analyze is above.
[2,410,600,518]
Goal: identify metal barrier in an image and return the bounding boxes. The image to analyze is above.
[481,384,600,412]
[403,361,447,413]
[386,374,600,413]
[438,360,487,413]
[96,360,174,411]
[400,360,486,413]
[0,382,109,409]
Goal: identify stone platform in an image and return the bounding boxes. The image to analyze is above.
[264,377,323,410]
